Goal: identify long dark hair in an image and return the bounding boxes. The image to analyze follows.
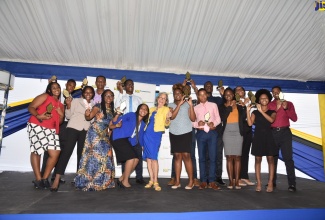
[135,104,149,141]
[45,82,61,100]
[101,89,115,117]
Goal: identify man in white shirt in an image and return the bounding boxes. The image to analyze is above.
[114,79,144,184]
[115,79,143,113]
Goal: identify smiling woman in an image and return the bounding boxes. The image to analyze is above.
[27,82,64,189]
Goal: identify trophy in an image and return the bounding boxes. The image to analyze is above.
[183,85,191,101]
[49,75,57,83]
[204,112,210,123]
[120,76,127,87]
[279,92,285,102]
[62,89,70,98]
[82,78,88,88]
[217,80,223,90]
[115,101,126,114]
[45,103,53,116]
[250,94,257,108]
[185,72,191,82]
[235,93,240,104]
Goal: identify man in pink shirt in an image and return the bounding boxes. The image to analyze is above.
[193,88,221,190]
[268,86,298,192]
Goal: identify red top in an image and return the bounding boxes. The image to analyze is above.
[268,99,297,128]
[28,95,64,134]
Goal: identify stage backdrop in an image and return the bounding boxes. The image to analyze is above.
[0,77,320,180]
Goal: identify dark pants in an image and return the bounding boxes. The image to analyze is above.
[55,127,87,175]
[240,129,252,179]
[215,133,224,180]
[272,128,296,186]
[121,143,144,180]
[41,121,68,177]
[196,130,218,183]
[170,128,197,179]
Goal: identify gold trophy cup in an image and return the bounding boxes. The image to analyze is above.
[45,103,53,116]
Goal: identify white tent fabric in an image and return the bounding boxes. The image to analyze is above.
[0,0,324,81]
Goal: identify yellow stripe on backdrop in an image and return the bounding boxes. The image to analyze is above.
[319,94,325,175]
[8,98,33,107]
[291,128,322,145]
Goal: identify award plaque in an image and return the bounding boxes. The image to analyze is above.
[217,80,223,90]
[185,72,191,82]
[45,103,53,116]
[82,78,88,88]
[279,92,285,102]
[115,101,126,114]
[63,89,70,98]
[204,112,210,123]
[120,76,127,87]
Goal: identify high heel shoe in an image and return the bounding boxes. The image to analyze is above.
[255,185,262,192]
[185,184,194,190]
[145,181,154,189]
[32,180,44,189]
[50,185,59,192]
[41,179,51,189]
[116,179,122,187]
[153,182,161,191]
[171,184,181,189]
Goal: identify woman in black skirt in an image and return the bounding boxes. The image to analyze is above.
[246,89,277,193]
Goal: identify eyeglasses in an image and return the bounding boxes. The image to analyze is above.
[105,94,114,98]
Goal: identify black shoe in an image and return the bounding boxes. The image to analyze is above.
[288,185,296,192]
[42,179,51,189]
[216,178,226,186]
[51,177,66,184]
[265,183,277,189]
[32,180,44,189]
[136,179,146,184]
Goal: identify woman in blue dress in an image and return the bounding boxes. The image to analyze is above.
[143,92,172,191]
[74,89,116,191]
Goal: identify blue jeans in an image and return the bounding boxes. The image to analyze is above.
[196,129,218,183]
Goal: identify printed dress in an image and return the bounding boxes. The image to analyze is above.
[74,106,115,191]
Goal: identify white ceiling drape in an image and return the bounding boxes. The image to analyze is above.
[0,0,324,81]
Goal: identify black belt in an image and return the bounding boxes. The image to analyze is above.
[272,126,289,131]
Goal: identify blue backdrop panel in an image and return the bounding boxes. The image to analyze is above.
[0,61,325,94]
[279,141,325,182]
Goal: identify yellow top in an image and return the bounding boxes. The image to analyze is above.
[148,106,171,132]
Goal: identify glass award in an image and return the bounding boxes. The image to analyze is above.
[279,92,285,102]
[115,101,126,114]
[45,103,53,116]
[204,112,210,123]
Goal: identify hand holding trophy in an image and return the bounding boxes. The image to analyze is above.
[45,103,53,117]
[235,93,241,104]
[48,75,57,83]
[115,101,126,115]
[204,112,210,123]
[279,91,288,109]
[217,80,224,96]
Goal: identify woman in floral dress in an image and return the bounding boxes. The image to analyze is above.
[74,89,116,191]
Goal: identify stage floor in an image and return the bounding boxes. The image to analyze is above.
[0,171,324,214]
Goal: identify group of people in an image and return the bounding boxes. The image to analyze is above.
[27,75,298,193]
